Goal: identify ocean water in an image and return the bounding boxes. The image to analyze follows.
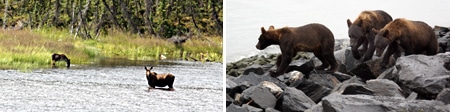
[226,0,450,63]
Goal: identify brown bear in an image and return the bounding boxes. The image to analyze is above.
[51,53,70,68]
[347,10,392,62]
[373,18,438,66]
[256,23,338,77]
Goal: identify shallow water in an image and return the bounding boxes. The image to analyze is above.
[0,61,222,111]
[226,0,450,63]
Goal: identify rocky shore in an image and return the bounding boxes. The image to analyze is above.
[226,26,450,112]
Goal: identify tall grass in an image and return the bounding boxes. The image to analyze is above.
[0,28,222,70]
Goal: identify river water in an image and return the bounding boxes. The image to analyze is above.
[226,0,450,63]
[0,60,222,111]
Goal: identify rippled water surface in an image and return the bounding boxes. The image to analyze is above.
[0,61,223,111]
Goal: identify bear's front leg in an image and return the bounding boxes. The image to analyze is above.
[272,54,292,77]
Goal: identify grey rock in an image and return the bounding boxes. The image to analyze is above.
[257,81,283,98]
[241,86,277,109]
[330,72,353,82]
[265,108,281,112]
[304,102,323,112]
[436,88,450,104]
[227,104,248,112]
[309,73,340,89]
[226,78,239,96]
[393,54,450,98]
[333,48,360,73]
[332,76,374,95]
[291,78,331,103]
[287,59,315,75]
[242,104,263,112]
[282,87,316,112]
[322,93,450,112]
[407,92,418,100]
[233,72,287,89]
[366,79,404,97]
[226,94,234,106]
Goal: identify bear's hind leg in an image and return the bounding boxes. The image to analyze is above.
[325,52,338,73]
[314,52,329,70]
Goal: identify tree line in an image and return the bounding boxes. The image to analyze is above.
[0,0,223,39]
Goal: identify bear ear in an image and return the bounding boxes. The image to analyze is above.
[382,30,389,37]
[347,19,352,28]
[372,28,379,34]
[261,27,266,33]
[269,25,275,30]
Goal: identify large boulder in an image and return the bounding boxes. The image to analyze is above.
[322,93,450,112]
[233,72,287,89]
[291,77,332,103]
[366,79,404,97]
[434,25,450,53]
[332,76,374,95]
[333,48,360,73]
[392,53,450,99]
[240,85,277,109]
[436,88,450,104]
[282,87,316,112]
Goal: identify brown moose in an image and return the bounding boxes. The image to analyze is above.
[51,53,70,68]
[145,66,175,91]
[256,23,338,77]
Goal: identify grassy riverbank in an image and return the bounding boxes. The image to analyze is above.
[0,28,222,70]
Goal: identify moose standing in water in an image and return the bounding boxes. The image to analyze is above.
[145,66,175,91]
[51,53,70,68]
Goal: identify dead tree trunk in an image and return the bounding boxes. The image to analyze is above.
[144,0,155,36]
[119,0,139,34]
[3,0,9,29]
[52,0,61,26]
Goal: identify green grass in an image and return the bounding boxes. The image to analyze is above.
[0,28,222,70]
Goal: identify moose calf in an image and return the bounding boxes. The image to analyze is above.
[145,66,175,91]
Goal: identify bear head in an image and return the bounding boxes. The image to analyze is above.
[347,19,366,48]
[256,26,277,50]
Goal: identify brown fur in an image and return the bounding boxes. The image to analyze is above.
[375,18,438,66]
[51,53,70,68]
[347,10,392,61]
[145,66,175,91]
[256,23,338,77]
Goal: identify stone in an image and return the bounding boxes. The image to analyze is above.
[304,102,323,112]
[243,64,272,75]
[257,81,283,98]
[291,78,331,103]
[309,73,340,89]
[287,59,315,75]
[282,87,316,112]
[242,104,263,112]
[233,72,287,89]
[393,54,450,99]
[226,104,247,112]
[333,48,360,73]
[366,79,404,97]
[330,72,353,82]
[332,76,374,95]
[241,86,277,109]
[265,108,281,112]
[406,92,418,100]
[322,93,450,112]
[226,94,234,107]
[436,88,450,104]
[226,77,239,96]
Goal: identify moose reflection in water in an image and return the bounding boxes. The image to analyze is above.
[51,53,70,68]
[145,66,175,91]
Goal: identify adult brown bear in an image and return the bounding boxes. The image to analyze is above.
[347,10,392,62]
[373,18,438,66]
[256,23,338,77]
